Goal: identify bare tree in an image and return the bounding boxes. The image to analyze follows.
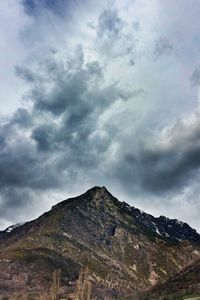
[51,269,61,300]
[75,266,92,300]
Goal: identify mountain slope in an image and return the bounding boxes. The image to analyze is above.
[130,206,200,243]
[140,258,200,300]
[0,186,200,299]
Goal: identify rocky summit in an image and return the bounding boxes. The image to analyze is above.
[0,186,200,299]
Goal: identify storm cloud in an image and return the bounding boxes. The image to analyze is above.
[121,117,200,193]
[1,0,200,231]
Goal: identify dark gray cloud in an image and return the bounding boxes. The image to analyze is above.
[11,108,33,127]
[115,118,200,194]
[31,124,57,152]
[2,44,200,220]
[0,135,60,190]
[15,66,35,82]
[0,119,64,218]
[0,49,128,217]
[22,0,73,17]
[0,187,35,221]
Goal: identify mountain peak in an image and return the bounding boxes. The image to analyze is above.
[50,186,116,213]
[84,185,109,195]
[81,185,119,210]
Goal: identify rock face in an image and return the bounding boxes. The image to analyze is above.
[0,186,200,299]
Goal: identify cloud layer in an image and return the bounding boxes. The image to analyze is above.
[1,0,200,231]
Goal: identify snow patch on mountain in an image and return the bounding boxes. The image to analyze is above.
[5,222,25,233]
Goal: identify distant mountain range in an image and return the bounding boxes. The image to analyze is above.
[0,186,200,299]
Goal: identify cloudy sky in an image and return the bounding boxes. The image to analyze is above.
[1,0,200,231]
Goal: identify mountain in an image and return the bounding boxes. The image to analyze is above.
[0,186,200,299]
